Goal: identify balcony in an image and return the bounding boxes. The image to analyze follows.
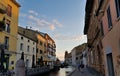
[0,3,7,14]
[0,18,5,31]
[53,44,56,48]
[47,48,52,52]
[4,44,9,50]
[47,54,52,58]
[0,44,9,50]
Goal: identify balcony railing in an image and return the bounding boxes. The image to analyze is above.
[0,3,6,14]
[47,54,51,58]
[0,44,9,50]
[4,44,9,50]
[0,18,5,31]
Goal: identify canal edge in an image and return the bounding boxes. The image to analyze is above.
[67,68,76,76]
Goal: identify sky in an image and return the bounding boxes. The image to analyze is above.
[17,0,87,61]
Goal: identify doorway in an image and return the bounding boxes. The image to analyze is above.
[107,53,114,76]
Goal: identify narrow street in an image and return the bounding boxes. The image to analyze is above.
[70,68,100,76]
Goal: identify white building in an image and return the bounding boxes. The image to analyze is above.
[82,47,88,68]
[71,48,76,66]
[71,43,87,67]
[16,26,37,68]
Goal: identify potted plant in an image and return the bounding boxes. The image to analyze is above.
[0,17,5,31]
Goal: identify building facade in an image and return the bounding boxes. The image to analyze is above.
[101,0,120,76]
[64,51,72,65]
[71,43,86,67]
[0,0,20,70]
[84,0,120,76]
[44,34,56,68]
[84,0,105,75]
[36,32,47,66]
[16,26,37,68]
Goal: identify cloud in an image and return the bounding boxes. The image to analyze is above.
[53,33,87,41]
[53,19,63,27]
[56,52,64,61]
[49,24,55,31]
[27,14,63,31]
[20,10,63,31]
[28,10,38,16]
[19,13,27,17]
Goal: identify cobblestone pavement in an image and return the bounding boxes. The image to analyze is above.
[69,68,101,76]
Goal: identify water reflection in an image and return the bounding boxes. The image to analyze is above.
[42,66,75,76]
[43,68,66,76]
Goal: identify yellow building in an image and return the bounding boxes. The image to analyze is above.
[36,32,47,66]
[36,32,56,67]
[0,0,20,70]
[45,34,56,67]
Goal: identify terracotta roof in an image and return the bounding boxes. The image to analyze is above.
[11,0,21,7]
[46,33,55,43]
[18,26,37,42]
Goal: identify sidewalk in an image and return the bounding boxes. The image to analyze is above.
[69,68,101,76]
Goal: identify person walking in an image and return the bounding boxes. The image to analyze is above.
[80,61,84,73]
[78,64,81,71]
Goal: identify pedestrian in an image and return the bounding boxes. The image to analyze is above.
[7,70,11,76]
[78,64,81,71]
[80,63,84,73]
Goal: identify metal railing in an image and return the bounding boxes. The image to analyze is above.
[26,66,50,76]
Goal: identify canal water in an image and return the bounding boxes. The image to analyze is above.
[39,66,74,76]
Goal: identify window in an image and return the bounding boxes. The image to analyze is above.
[26,59,29,67]
[20,43,23,51]
[33,47,34,53]
[36,48,38,53]
[91,51,94,64]
[28,40,30,42]
[115,0,120,17]
[97,45,102,64]
[7,5,12,17]
[4,36,9,50]
[76,57,78,60]
[23,31,25,34]
[40,41,43,46]
[21,37,23,40]
[27,46,30,52]
[11,61,14,65]
[40,50,42,54]
[5,20,10,33]
[100,21,104,36]
[98,0,101,4]
[107,6,112,29]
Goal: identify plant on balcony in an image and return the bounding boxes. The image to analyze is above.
[0,17,5,31]
[0,8,6,14]
[0,3,6,14]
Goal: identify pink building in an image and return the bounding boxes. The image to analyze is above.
[101,0,120,76]
[84,0,120,76]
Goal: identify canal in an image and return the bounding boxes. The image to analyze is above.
[37,66,74,76]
